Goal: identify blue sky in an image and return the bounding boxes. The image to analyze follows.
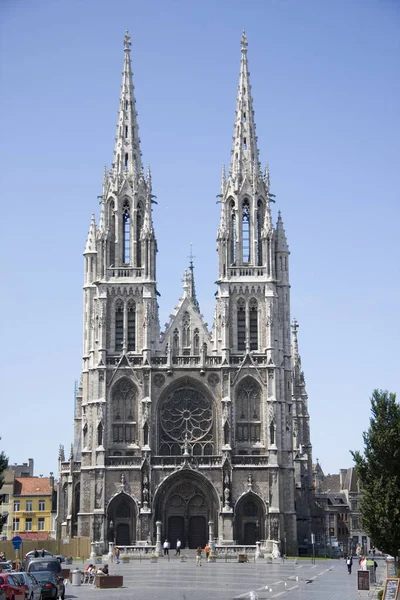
[0,0,399,478]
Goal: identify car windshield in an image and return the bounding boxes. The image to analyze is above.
[28,561,60,574]
[10,574,24,585]
[31,571,55,583]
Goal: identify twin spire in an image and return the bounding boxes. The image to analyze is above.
[229,31,261,181]
[112,30,143,177]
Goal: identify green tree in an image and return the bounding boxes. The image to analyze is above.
[0,440,9,534]
[351,389,400,557]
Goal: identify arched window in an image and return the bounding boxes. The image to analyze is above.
[249,298,258,351]
[182,312,190,349]
[127,299,136,351]
[257,199,263,266]
[237,298,246,351]
[115,299,124,351]
[173,329,179,354]
[193,328,200,355]
[112,379,136,445]
[109,200,115,266]
[242,199,250,263]
[83,423,88,448]
[97,422,103,447]
[143,422,149,446]
[230,200,236,265]
[236,379,261,444]
[125,153,129,169]
[123,200,130,264]
[136,202,143,268]
[270,420,275,445]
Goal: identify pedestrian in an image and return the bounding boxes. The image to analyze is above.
[114,546,120,564]
[204,543,210,560]
[346,555,352,574]
[33,549,39,558]
[175,539,181,556]
[163,540,169,556]
[41,549,46,557]
[196,546,202,567]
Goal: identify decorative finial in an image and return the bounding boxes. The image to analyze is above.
[124,30,131,51]
[188,243,195,267]
[241,30,248,52]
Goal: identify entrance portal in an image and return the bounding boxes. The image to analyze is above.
[117,523,130,545]
[155,473,218,549]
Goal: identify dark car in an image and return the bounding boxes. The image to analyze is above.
[0,564,12,573]
[26,558,62,577]
[31,571,65,600]
[11,572,42,600]
[0,573,25,600]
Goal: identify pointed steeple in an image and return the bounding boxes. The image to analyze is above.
[112,31,143,178]
[275,211,289,252]
[229,31,260,181]
[84,214,97,254]
[182,245,200,311]
[291,318,300,366]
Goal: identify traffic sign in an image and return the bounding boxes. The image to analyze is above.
[12,535,22,550]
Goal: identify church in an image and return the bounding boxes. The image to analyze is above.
[57,31,314,556]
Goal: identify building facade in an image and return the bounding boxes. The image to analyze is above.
[58,32,314,554]
[11,476,56,541]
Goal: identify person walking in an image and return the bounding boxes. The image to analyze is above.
[204,543,211,561]
[175,539,181,556]
[346,555,353,574]
[114,546,120,564]
[196,546,202,567]
[163,540,169,556]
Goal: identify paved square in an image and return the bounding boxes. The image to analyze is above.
[66,557,383,599]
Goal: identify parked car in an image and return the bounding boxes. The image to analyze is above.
[25,558,62,577]
[0,564,12,573]
[24,551,65,564]
[31,571,65,600]
[0,573,25,600]
[11,572,41,600]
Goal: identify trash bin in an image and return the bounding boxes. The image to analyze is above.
[72,569,81,586]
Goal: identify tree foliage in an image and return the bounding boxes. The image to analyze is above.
[0,440,9,534]
[351,389,400,557]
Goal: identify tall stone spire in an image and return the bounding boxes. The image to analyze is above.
[229,31,260,181]
[112,30,143,177]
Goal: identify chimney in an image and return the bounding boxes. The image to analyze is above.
[339,468,347,490]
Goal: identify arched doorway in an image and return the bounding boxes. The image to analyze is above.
[234,493,265,544]
[154,471,218,549]
[107,493,137,546]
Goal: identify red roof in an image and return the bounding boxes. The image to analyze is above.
[14,478,53,496]
[18,533,50,540]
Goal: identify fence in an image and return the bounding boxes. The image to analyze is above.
[0,537,91,561]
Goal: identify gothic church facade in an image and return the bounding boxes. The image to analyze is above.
[58,32,314,555]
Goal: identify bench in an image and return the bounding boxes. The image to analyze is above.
[95,575,123,588]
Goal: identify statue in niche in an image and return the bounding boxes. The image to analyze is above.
[95,481,102,508]
[247,473,253,491]
[270,517,279,541]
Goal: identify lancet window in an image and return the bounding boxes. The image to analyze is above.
[257,199,263,266]
[236,378,261,445]
[136,202,143,268]
[230,200,236,265]
[237,298,246,351]
[111,379,137,445]
[193,328,200,355]
[115,300,124,351]
[97,422,103,447]
[123,200,130,264]
[249,298,258,350]
[182,312,190,349]
[242,199,250,263]
[173,329,179,354]
[127,299,136,351]
[109,200,115,266]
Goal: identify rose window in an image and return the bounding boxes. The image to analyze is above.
[159,386,213,455]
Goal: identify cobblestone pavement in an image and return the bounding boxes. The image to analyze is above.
[65,557,383,600]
